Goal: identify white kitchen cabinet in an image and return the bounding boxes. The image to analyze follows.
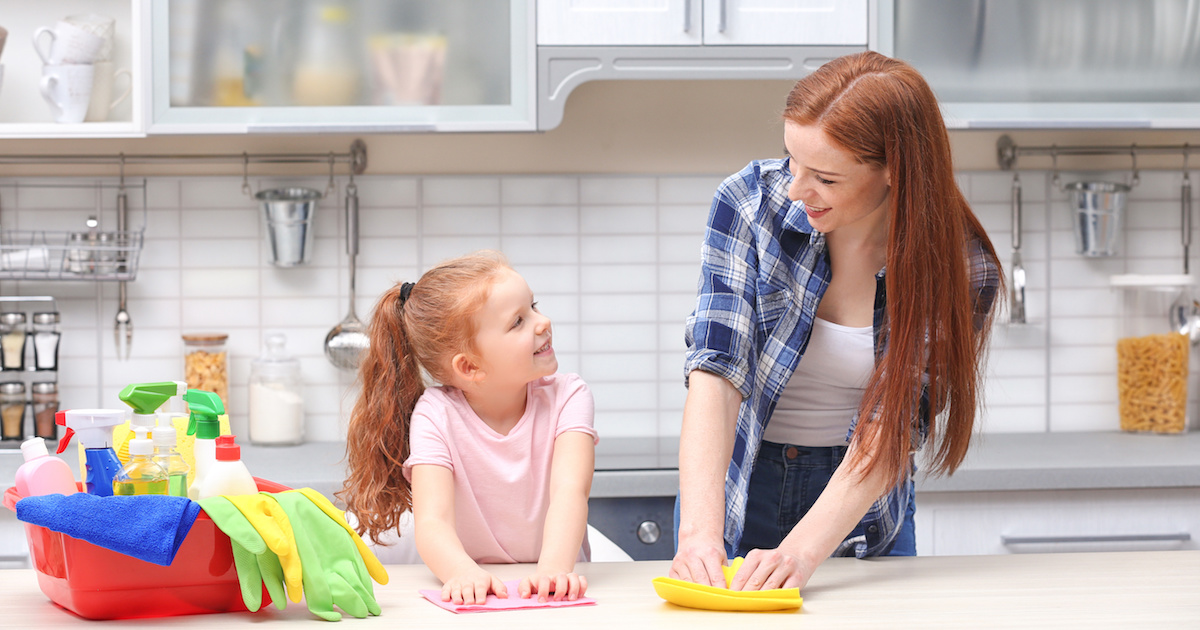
[537,0,867,46]
[916,488,1200,556]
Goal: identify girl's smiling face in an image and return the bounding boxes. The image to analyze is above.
[470,268,557,387]
[784,121,891,236]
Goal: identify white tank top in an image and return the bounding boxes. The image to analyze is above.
[763,317,875,447]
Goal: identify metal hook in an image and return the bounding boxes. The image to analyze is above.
[326,152,336,198]
[1050,146,1062,191]
[1130,144,1141,187]
[242,152,253,196]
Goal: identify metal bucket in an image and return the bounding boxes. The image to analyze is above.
[1067,181,1129,257]
[256,187,322,267]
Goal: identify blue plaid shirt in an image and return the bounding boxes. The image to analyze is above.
[684,158,999,558]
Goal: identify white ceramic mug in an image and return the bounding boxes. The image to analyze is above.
[33,21,104,65]
[84,61,131,122]
[64,13,115,62]
[40,63,95,124]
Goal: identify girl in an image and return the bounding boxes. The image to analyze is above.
[340,251,597,605]
[672,51,1001,591]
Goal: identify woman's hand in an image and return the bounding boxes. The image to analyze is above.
[519,571,588,602]
[669,531,729,587]
[728,547,813,591]
[441,567,508,605]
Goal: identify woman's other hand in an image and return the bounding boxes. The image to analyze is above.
[669,534,729,587]
[728,547,811,591]
[441,567,508,605]
[519,571,588,602]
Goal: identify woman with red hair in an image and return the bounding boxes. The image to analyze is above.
[672,51,1001,591]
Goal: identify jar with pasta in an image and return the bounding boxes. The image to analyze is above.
[1111,275,1194,434]
[182,333,229,411]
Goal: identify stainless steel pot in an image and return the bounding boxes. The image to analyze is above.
[1067,181,1129,257]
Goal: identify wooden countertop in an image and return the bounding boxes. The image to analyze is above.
[1,551,1197,628]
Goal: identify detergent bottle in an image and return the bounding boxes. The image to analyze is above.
[198,435,257,498]
[184,389,225,500]
[14,437,78,497]
[54,409,125,497]
[116,381,187,464]
[112,428,169,496]
[152,420,191,497]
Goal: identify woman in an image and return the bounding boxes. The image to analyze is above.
[671,51,1001,592]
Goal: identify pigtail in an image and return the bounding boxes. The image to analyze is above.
[339,283,426,545]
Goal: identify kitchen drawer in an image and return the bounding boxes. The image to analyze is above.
[917,488,1200,556]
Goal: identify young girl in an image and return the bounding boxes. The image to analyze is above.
[339,251,596,606]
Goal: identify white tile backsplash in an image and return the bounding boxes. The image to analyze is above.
[3,169,1196,441]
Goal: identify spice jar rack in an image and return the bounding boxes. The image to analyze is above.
[0,296,61,448]
[0,182,146,282]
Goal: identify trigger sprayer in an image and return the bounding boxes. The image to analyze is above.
[184,389,225,500]
[117,381,187,464]
[55,409,126,497]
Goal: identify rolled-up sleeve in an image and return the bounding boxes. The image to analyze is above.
[684,179,760,399]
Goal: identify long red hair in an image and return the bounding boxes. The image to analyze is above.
[783,51,1001,484]
[338,251,511,545]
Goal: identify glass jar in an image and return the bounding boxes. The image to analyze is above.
[0,312,27,371]
[31,312,61,371]
[183,332,229,410]
[248,333,305,445]
[31,382,58,440]
[0,381,27,441]
[1111,274,1193,434]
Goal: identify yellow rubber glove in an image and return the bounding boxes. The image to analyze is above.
[226,493,304,603]
[295,488,388,585]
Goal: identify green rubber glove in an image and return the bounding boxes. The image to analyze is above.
[197,496,288,612]
[266,491,383,621]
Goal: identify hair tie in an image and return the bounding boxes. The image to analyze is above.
[399,282,415,306]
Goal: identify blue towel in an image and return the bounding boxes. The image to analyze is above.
[16,493,202,566]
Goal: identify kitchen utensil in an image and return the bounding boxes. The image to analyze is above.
[1168,169,1199,343]
[324,182,369,371]
[114,185,131,359]
[1067,180,1128,257]
[256,187,321,267]
[1009,174,1026,324]
[33,21,104,65]
[63,14,115,62]
[39,63,94,124]
[84,61,132,122]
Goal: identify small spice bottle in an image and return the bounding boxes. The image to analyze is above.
[1,381,27,441]
[183,333,229,410]
[0,312,27,371]
[31,382,58,440]
[31,312,61,372]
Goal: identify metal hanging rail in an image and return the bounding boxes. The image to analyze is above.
[997,134,1191,171]
[0,139,367,174]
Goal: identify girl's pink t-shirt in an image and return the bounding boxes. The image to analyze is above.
[403,373,598,564]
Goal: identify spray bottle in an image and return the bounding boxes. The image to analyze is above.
[198,435,258,498]
[184,389,225,500]
[113,428,169,496]
[55,409,125,497]
[152,420,191,497]
[117,381,188,464]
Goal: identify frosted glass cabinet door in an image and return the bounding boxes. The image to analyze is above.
[537,0,702,46]
[148,0,534,132]
[703,0,868,46]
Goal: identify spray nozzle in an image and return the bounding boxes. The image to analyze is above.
[184,389,224,438]
[119,381,188,415]
[54,409,127,454]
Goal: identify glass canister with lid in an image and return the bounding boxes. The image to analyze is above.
[0,312,27,371]
[248,333,304,445]
[31,311,61,371]
[1110,274,1194,434]
[183,332,229,410]
[0,381,26,440]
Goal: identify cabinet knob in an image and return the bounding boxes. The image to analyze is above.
[637,520,661,545]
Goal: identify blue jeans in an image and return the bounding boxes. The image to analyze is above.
[674,440,916,558]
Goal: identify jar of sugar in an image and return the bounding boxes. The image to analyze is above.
[248,333,304,445]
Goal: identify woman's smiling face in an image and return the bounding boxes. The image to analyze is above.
[784,120,891,236]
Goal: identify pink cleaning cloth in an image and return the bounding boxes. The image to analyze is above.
[419,580,597,614]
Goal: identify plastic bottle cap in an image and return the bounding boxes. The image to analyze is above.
[20,437,49,461]
[129,427,155,457]
[152,424,178,448]
[215,434,241,461]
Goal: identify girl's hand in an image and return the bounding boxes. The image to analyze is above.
[727,547,812,591]
[519,571,588,602]
[441,568,508,605]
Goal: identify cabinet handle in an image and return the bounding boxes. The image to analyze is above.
[1002,533,1191,546]
[718,0,727,33]
[683,0,691,32]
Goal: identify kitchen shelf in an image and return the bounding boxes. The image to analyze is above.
[0,229,143,282]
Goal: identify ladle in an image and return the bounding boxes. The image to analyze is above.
[324,181,370,370]
[1009,174,1026,324]
[1168,165,1200,343]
